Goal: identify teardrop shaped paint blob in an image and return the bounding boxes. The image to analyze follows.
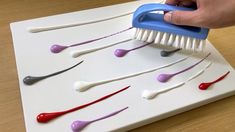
[23,60,84,85]
[157,74,173,82]
[114,49,129,57]
[50,27,133,53]
[37,112,64,123]
[23,76,45,85]
[114,42,153,57]
[199,83,211,90]
[71,107,128,132]
[71,120,91,132]
[156,53,211,83]
[36,86,130,123]
[199,71,230,90]
[160,48,181,57]
[50,44,68,53]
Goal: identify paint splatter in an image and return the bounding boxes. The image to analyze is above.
[160,48,181,57]
[23,60,84,85]
[36,86,130,123]
[71,107,128,132]
[74,56,189,92]
[199,71,230,90]
[71,39,132,58]
[114,42,153,57]
[157,53,211,83]
[28,12,133,33]
[142,62,212,99]
[50,27,133,53]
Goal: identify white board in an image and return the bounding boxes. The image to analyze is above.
[10,0,235,131]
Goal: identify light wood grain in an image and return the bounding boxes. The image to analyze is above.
[0,1,234,132]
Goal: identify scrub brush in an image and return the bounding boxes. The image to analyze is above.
[132,4,209,52]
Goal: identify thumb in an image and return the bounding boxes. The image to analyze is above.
[164,11,201,27]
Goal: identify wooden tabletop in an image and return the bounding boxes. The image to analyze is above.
[0,0,234,132]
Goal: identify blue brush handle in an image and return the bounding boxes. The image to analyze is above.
[133,4,209,39]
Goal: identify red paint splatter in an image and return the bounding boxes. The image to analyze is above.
[37,86,130,123]
[199,71,230,90]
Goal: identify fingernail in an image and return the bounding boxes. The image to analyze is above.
[164,12,173,22]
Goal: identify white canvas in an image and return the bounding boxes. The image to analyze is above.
[10,0,235,131]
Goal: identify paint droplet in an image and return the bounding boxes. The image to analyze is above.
[199,71,230,90]
[114,42,153,57]
[71,107,128,132]
[50,27,133,53]
[160,48,181,57]
[23,60,84,85]
[36,86,129,123]
[50,45,68,53]
[114,49,129,57]
[157,53,211,83]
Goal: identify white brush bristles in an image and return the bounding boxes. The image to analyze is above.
[134,28,206,52]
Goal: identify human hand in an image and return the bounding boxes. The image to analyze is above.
[164,0,235,28]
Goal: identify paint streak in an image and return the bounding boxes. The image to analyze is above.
[142,62,212,99]
[28,12,133,33]
[23,60,84,85]
[157,53,211,83]
[71,39,132,58]
[74,56,189,92]
[50,27,133,53]
[199,71,230,90]
[114,42,153,57]
[36,86,130,123]
[160,48,181,57]
[71,107,128,132]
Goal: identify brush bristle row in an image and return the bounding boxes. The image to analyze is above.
[134,28,206,52]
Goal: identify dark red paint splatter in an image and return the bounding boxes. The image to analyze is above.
[199,71,230,90]
[37,86,130,123]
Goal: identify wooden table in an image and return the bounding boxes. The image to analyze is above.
[0,1,234,131]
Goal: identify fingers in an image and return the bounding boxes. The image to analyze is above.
[164,0,200,27]
[164,10,202,27]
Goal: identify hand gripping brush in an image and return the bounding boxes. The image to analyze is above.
[132,4,209,52]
